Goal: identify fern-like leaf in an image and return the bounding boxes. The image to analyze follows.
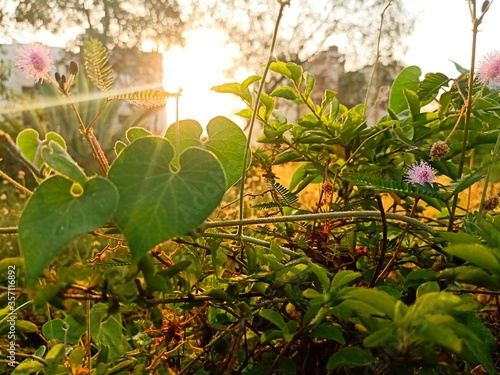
[83,38,114,92]
[252,201,283,210]
[343,174,444,199]
[109,89,178,108]
[272,182,298,205]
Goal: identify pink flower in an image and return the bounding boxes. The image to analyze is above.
[405,161,436,185]
[16,43,52,83]
[476,50,500,87]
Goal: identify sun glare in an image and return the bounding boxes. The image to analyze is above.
[162,29,248,132]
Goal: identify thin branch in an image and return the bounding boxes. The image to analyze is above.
[237,0,289,236]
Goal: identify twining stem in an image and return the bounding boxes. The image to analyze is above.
[369,195,388,287]
[0,210,439,237]
[450,0,479,227]
[375,197,421,285]
[205,210,437,236]
[237,0,290,237]
[364,0,393,107]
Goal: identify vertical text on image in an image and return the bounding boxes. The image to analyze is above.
[7,265,17,368]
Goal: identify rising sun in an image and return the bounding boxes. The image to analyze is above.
[161,29,248,133]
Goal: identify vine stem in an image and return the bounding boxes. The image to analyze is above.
[364,0,392,107]
[204,210,437,236]
[0,210,438,237]
[237,0,290,237]
[449,0,480,226]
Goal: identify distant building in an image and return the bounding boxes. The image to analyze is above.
[0,42,166,133]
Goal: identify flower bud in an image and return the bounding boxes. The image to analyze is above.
[55,72,61,83]
[482,0,490,13]
[483,196,499,212]
[69,61,79,75]
[430,141,450,160]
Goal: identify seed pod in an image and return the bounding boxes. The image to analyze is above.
[482,0,490,13]
[69,60,79,75]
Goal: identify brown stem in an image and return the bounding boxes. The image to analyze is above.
[369,195,388,287]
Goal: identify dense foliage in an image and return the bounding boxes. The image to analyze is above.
[1,1,500,374]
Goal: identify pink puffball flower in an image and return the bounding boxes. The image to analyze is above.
[16,43,53,83]
[405,161,436,185]
[476,50,500,88]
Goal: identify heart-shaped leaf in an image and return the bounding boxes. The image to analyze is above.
[165,116,249,190]
[17,129,66,167]
[42,141,87,185]
[19,176,118,286]
[108,136,226,260]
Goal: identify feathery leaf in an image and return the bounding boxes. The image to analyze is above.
[109,89,178,108]
[83,38,114,92]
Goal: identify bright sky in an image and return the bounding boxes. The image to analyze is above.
[402,0,499,76]
[163,1,500,126]
[7,1,500,127]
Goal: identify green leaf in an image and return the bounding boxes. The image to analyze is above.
[418,72,449,102]
[438,266,500,289]
[478,220,500,249]
[165,116,249,190]
[389,66,421,114]
[416,321,462,353]
[16,128,42,164]
[241,75,261,91]
[330,271,361,291]
[442,244,500,275]
[19,176,118,286]
[270,61,293,80]
[450,59,469,73]
[270,86,298,101]
[273,150,302,164]
[16,129,66,172]
[42,141,87,185]
[416,281,440,298]
[363,327,397,348]
[339,288,398,318]
[126,127,152,143]
[41,317,86,345]
[446,170,487,198]
[158,260,192,279]
[260,309,286,331]
[83,38,114,92]
[310,263,331,293]
[45,343,66,367]
[326,347,375,370]
[12,361,45,374]
[211,82,252,103]
[92,312,129,361]
[304,72,316,98]
[310,324,345,344]
[211,243,227,279]
[455,312,497,375]
[437,231,480,245]
[404,88,420,117]
[114,140,126,156]
[108,137,226,260]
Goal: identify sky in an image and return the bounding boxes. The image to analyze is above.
[6,1,500,126]
[402,0,499,76]
[163,0,500,126]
